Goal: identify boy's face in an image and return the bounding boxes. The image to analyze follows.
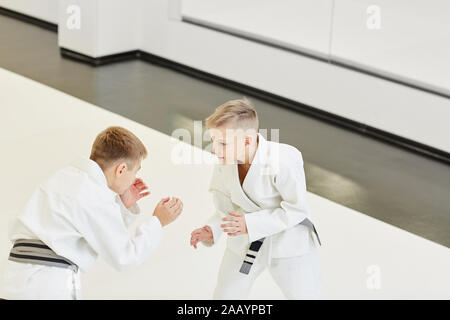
[109,158,142,194]
[209,126,256,165]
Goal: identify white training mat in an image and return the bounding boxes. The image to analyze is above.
[0,67,449,299]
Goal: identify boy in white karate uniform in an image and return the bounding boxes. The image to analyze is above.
[1,126,183,299]
[190,99,322,299]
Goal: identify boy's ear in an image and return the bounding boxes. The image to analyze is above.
[244,135,252,147]
[115,162,127,176]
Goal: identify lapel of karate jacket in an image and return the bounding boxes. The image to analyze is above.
[229,134,269,214]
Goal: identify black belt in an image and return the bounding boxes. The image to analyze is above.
[9,239,79,273]
[239,218,321,274]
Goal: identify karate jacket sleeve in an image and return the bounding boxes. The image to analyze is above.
[201,190,230,247]
[74,198,163,272]
[116,195,141,228]
[202,166,235,247]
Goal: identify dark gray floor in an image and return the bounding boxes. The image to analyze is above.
[1,14,449,247]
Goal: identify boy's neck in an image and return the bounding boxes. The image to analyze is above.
[240,134,259,168]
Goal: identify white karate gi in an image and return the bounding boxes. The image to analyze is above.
[1,157,163,300]
[203,133,322,299]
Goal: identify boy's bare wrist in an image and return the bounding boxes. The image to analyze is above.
[203,225,213,240]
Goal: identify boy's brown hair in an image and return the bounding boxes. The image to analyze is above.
[90,126,147,170]
[205,98,259,130]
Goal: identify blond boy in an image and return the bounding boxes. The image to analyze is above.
[190,99,322,299]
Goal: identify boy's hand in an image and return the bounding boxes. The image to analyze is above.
[190,226,213,249]
[221,212,248,236]
[120,178,150,209]
[153,197,183,227]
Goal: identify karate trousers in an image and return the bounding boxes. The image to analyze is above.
[1,260,82,300]
[213,242,322,300]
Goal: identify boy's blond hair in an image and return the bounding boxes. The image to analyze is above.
[205,98,259,131]
[90,126,147,170]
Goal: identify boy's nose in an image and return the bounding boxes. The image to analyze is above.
[212,146,222,157]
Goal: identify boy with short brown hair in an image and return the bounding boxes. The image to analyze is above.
[2,126,182,299]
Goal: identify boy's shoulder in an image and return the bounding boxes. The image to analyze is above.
[266,140,304,165]
[209,164,234,194]
[40,165,110,202]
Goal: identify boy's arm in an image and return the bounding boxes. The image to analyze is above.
[244,154,310,243]
[116,195,140,228]
[200,165,233,247]
[201,190,231,247]
[75,199,163,272]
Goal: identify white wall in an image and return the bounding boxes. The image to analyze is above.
[96,0,140,55]
[142,0,450,153]
[0,0,139,57]
[1,0,449,153]
[58,0,140,57]
[57,0,97,57]
[331,0,450,99]
[0,0,58,23]
[182,0,334,59]
[180,0,450,98]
